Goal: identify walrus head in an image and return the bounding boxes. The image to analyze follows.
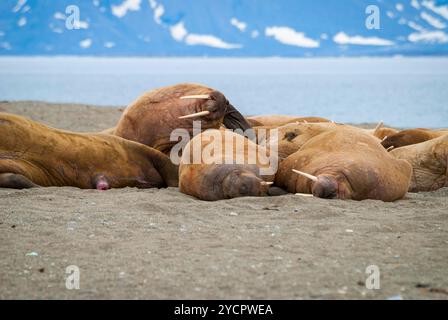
[178,92,251,132]
[382,129,433,150]
[222,169,273,199]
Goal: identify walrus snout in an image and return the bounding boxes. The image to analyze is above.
[93,174,110,190]
[222,170,270,198]
[311,176,339,199]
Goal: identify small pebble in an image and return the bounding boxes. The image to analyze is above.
[229,212,238,216]
[346,229,354,233]
[26,252,38,257]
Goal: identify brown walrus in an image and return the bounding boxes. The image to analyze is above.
[275,127,412,201]
[382,128,448,150]
[179,130,278,201]
[113,83,251,154]
[390,134,448,192]
[246,115,331,127]
[0,113,178,189]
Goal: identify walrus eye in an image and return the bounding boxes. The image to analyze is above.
[239,184,248,194]
[284,132,298,142]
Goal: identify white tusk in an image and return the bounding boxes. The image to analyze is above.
[295,193,314,197]
[178,110,211,119]
[373,121,384,135]
[261,181,274,186]
[292,169,318,182]
[386,146,394,152]
[180,94,211,100]
[382,136,388,142]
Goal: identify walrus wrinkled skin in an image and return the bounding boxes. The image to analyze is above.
[114,83,251,154]
[246,115,331,127]
[390,134,448,192]
[179,130,277,201]
[382,128,448,150]
[275,127,412,201]
[0,113,178,189]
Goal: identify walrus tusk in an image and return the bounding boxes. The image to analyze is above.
[373,121,384,135]
[178,110,211,119]
[292,169,318,182]
[386,146,394,152]
[260,181,274,186]
[180,94,211,100]
[382,136,388,142]
[295,193,314,197]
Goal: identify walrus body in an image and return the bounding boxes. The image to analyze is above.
[114,83,251,154]
[246,115,331,127]
[0,113,178,189]
[390,134,448,192]
[382,128,448,149]
[179,130,276,201]
[275,127,412,201]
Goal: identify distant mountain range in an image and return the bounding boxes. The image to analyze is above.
[1,0,448,56]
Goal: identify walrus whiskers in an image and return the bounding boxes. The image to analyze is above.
[292,169,318,182]
[180,94,211,100]
[178,110,211,119]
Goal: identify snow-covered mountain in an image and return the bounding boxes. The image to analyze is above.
[1,0,448,56]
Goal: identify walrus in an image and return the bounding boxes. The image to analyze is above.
[390,134,448,192]
[275,127,412,201]
[0,113,178,189]
[179,130,278,201]
[113,83,251,154]
[382,128,448,150]
[246,115,331,127]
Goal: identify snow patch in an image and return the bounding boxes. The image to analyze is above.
[79,39,92,48]
[333,32,395,46]
[408,21,425,31]
[408,30,448,43]
[230,18,247,32]
[54,12,66,20]
[148,0,164,24]
[185,34,242,49]
[411,0,420,10]
[265,26,320,48]
[169,21,241,49]
[17,17,27,27]
[421,0,448,20]
[111,0,141,18]
[0,42,12,50]
[170,22,188,42]
[421,11,446,28]
[12,0,27,13]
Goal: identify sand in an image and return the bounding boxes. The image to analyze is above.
[0,101,447,300]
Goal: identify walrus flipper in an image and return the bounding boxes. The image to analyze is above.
[0,173,39,189]
[149,149,179,187]
[223,104,252,132]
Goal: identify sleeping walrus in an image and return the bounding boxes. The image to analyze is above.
[179,130,278,201]
[0,113,178,189]
[275,127,412,201]
[113,83,251,154]
[390,134,448,192]
[382,128,448,150]
[246,115,331,127]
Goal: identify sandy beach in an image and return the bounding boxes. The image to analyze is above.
[0,101,447,299]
